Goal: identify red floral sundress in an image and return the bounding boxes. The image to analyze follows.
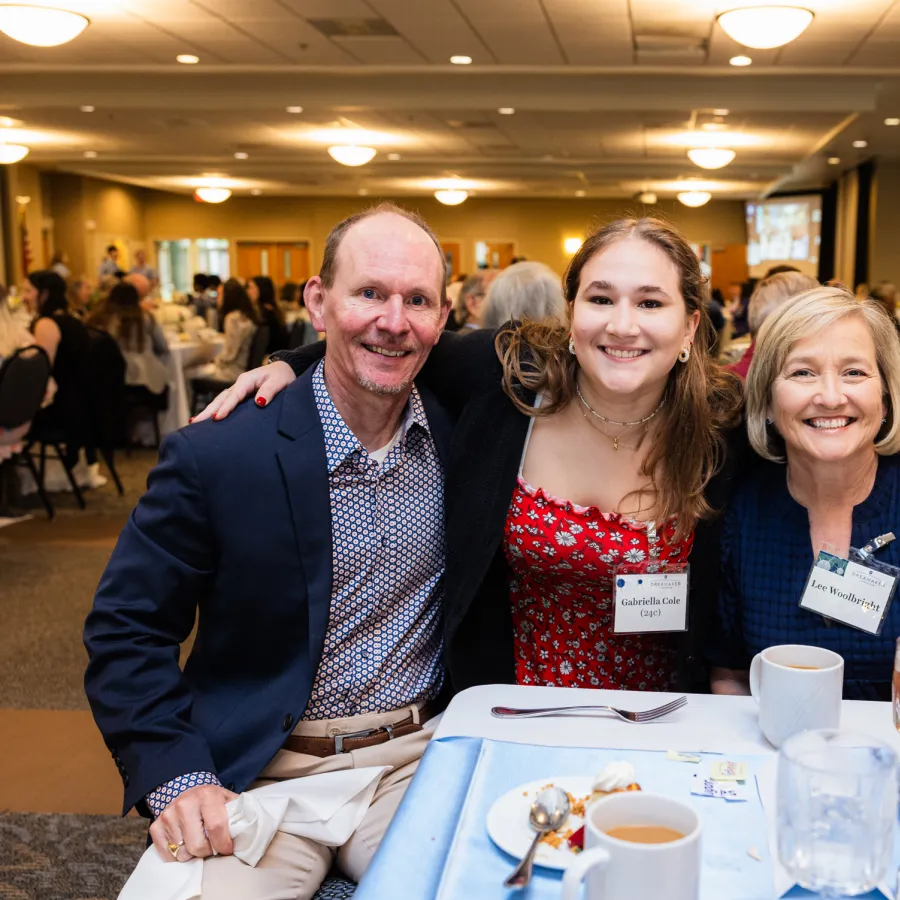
[503,476,694,691]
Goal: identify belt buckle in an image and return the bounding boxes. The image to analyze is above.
[333,726,381,754]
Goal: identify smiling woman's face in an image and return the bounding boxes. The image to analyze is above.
[570,236,699,402]
[770,314,885,465]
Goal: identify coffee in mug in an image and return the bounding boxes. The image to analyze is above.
[561,792,701,900]
[749,645,843,748]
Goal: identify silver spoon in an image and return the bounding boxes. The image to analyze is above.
[504,785,571,889]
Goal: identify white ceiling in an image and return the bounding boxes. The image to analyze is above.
[2,0,900,200]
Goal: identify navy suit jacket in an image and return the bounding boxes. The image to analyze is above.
[83,367,453,815]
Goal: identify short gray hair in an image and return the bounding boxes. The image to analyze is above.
[747,271,819,336]
[746,285,900,461]
[481,262,566,330]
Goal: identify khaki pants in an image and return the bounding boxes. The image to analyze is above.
[199,704,433,900]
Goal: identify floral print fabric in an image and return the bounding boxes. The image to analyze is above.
[504,477,693,691]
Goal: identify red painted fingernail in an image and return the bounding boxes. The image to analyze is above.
[213,414,220,421]
[256,397,267,407]
[189,416,195,423]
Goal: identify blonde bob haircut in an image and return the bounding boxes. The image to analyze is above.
[746,285,900,462]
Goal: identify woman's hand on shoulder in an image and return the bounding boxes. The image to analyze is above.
[191,360,297,422]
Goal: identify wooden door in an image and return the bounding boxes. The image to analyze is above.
[236,242,273,280]
[486,242,515,270]
[237,242,309,284]
[277,243,310,283]
[710,244,749,295]
[441,242,461,278]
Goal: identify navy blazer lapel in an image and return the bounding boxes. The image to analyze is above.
[276,371,332,674]
[416,381,454,469]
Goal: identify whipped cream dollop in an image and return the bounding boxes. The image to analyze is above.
[593,761,636,792]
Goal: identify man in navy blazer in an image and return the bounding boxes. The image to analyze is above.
[84,204,453,899]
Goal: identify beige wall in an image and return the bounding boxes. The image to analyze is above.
[144,192,747,277]
[870,160,900,288]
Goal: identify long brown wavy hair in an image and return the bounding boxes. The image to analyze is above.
[498,217,741,540]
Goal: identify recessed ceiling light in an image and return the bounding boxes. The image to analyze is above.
[886,118,900,126]
[449,55,472,65]
[0,116,19,128]
[575,190,586,197]
[80,105,95,113]
[828,157,841,165]
[286,106,304,114]
[176,54,199,65]
[250,188,262,195]
[730,55,753,66]
[498,107,515,115]
[234,151,249,159]
[83,150,97,158]
[387,153,401,161]
[358,188,369,196]
[713,109,730,116]
[564,237,583,255]
[853,140,868,149]
[0,6,89,47]
[638,191,658,204]
[717,6,814,50]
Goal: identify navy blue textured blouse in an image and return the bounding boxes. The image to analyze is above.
[709,453,900,701]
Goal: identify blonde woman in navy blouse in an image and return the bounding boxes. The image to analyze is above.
[710,286,900,700]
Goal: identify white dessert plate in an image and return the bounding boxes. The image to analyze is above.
[486,776,595,871]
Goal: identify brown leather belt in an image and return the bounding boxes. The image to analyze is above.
[284,703,437,758]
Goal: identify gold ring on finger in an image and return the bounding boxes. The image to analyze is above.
[168,840,185,860]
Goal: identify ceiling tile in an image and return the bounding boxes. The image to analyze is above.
[452,0,567,64]
[332,36,428,64]
[542,0,633,66]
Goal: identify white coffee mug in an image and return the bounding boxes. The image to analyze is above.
[560,792,701,900]
[749,644,843,748]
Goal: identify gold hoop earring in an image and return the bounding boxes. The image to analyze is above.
[678,345,691,364]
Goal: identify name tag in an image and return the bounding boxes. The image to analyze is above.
[799,551,897,635]
[613,569,689,634]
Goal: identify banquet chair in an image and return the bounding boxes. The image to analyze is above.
[189,325,270,417]
[125,385,169,448]
[84,326,127,496]
[0,345,55,519]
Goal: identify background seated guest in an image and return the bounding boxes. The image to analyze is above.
[189,278,258,384]
[0,283,36,358]
[727,271,818,380]
[50,250,71,280]
[710,286,900,701]
[129,249,159,289]
[449,273,486,330]
[67,278,93,320]
[279,280,300,308]
[23,270,105,487]
[247,275,288,355]
[83,204,452,900]
[87,281,169,395]
[480,261,566,330]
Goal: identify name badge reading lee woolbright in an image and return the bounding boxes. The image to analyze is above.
[799,551,897,635]
[613,568,689,634]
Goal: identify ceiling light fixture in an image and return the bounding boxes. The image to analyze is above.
[564,237,582,255]
[717,6,813,49]
[687,147,736,169]
[176,54,199,65]
[286,106,304,114]
[638,191,658,204]
[328,145,376,166]
[885,118,900,126]
[677,190,712,208]
[434,188,468,206]
[730,54,753,66]
[0,4,89,46]
[498,107,515,115]
[449,55,472,65]
[84,150,97,158]
[234,151,248,160]
[387,153,401,161]
[0,143,29,164]
[0,116,19,127]
[575,190,586,197]
[80,105,95,113]
[194,187,231,203]
[853,140,868,149]
[713,109,730,116]
[250,189,262,195]
[828,157,841,165]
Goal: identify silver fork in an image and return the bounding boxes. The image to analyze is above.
[490,695,687,723]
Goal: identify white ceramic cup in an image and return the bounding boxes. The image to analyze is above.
[560,792,701,900]
[749,644,844,748]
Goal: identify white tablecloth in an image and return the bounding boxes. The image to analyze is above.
[434,684,899,756]
[160,336,225,436]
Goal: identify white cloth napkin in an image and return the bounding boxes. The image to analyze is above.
[757,758,895,899]
[118,766,391,900]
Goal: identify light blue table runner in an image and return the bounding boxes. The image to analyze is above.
[356,736,786,900]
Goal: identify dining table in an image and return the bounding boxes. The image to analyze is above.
[159,332,225,436]
[353,684,900,900]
